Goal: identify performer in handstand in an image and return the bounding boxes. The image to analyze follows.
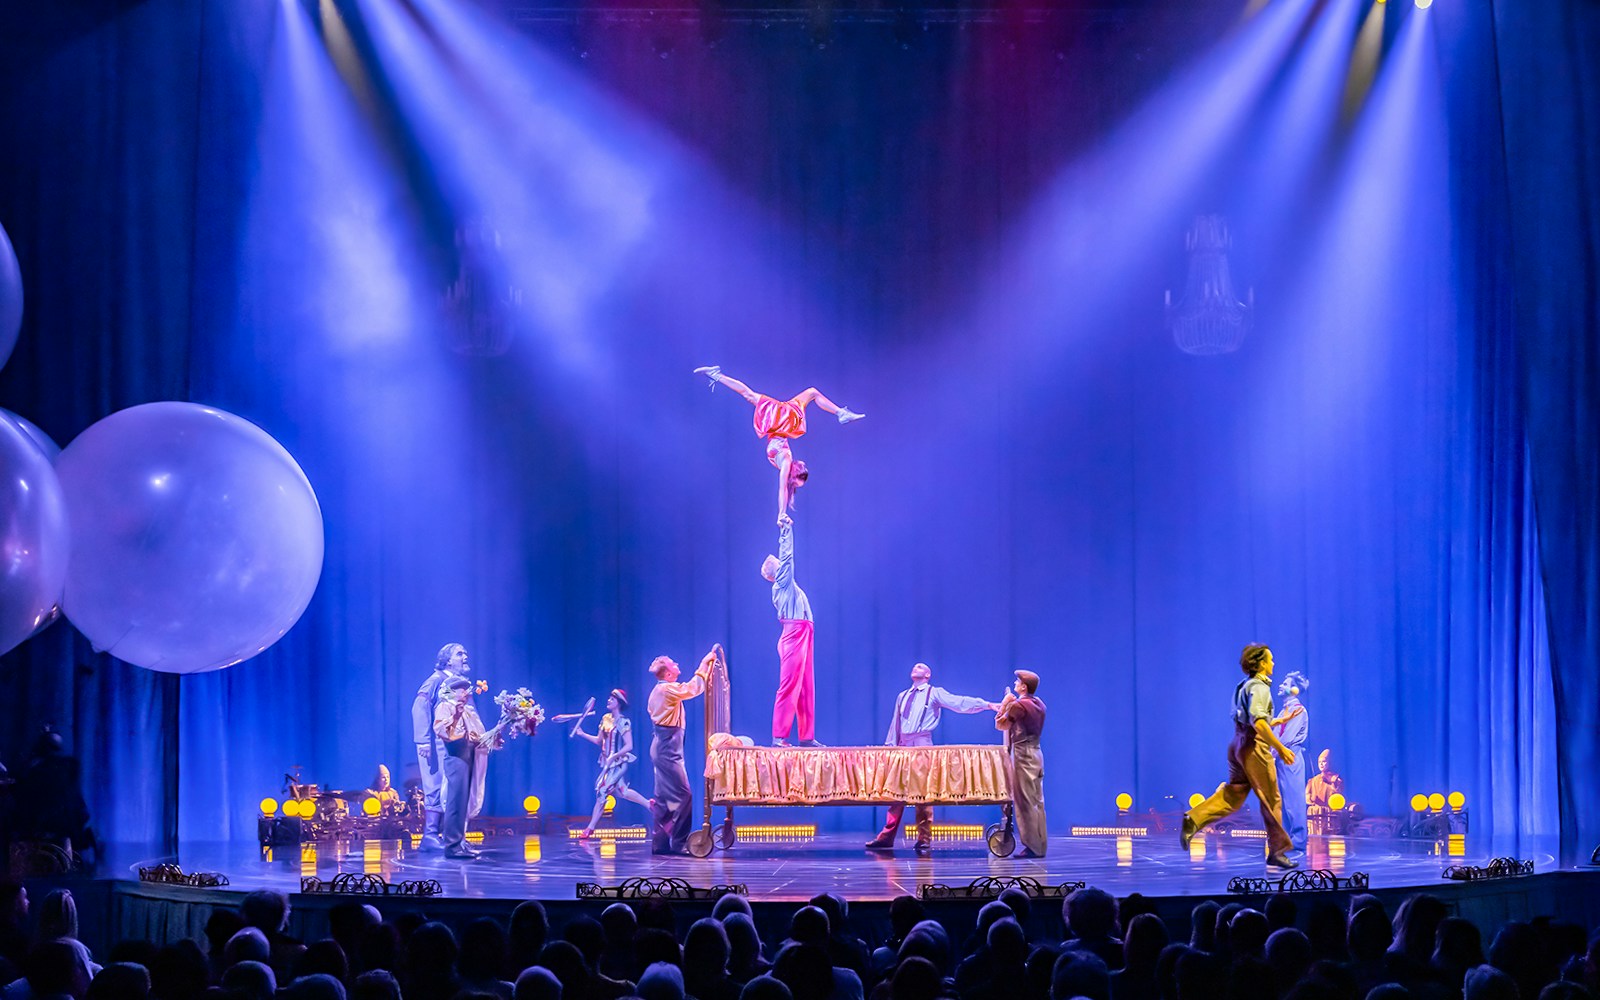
[693,367,864,524]
[1272,670,1311,854]
[410,643,471,852]
[573,689,653,839]
[996,670,1048,858]
[867,662,999,854]
[647,647,719,855]
[1180,643,1297,869]
[764,514,823,747]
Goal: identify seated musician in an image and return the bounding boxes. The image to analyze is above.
[366,765,404,815]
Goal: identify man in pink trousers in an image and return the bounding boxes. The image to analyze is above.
[763,514,823,747]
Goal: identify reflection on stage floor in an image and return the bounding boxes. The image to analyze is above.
[111,830,1561,902]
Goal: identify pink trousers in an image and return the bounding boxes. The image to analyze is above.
[772,619,816,741]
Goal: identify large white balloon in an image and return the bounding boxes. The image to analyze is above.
[0,408,59,463]
[0,414,69,656]
[0,221,21,373]
[56,402,324,673]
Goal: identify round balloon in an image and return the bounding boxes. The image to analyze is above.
[0,413,69,657]
[56,402,324,673]
[0,408,59,463]
[0,221,21,373]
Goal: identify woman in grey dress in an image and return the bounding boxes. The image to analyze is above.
[574,690,653,839]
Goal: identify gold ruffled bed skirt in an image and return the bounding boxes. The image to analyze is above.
[705,744,1013,805]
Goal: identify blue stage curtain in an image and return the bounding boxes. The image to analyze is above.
[1487,0,1600,866]
[0,0,1583,853]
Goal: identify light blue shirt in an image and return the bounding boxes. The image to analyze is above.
[1232,675,1273,728]
[771,521,812,622]
[885,684,991,744]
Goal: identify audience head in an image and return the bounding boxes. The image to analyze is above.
[1391,894,1448,963]
[723,912,766,974]
[807,893,849,936]
[639,961,688,1000]
[220,960,276,1000]
[1349,905,1396,962]
[1265,928,1314,990]
[1463,963,1520,1000]
[225,927,271,967]
[511,900,551,961]
[1025,944,1060,1000]
[1231,908,1270,958]
[1174,948,1226,1000]
[280,973,347,1000]
[0,881,27,927]
[773,942,834,1000]
[151,940,210,999]
[638,899,678,934]
[26,939,93,999]
[787,906,831,947]
[1190,900,1220,952]
[741,974,793,1000]
[1265,893,1298,932]
[406,921,459,983]
[561,915,605,969]
[1366,986,1413,1000]
[602,902,638,943]
[636,927,684,971]
[351,969,402,1000]
[714,894,755,921]
[461,916,511,982]
[87,960,151,1000]
[898,921,952,975]
[327,902,380,958]
[1307,901,1351,962]
[1064,887,1119,943]
[37,889,79,942]
[357,921,400,975]
[513,966,563,1000]
[538,940,593,996]
[1050,949,1110,1000]
[1155,943,1190,999]
[892,955,944,1000]
[888,896,926,942]
[999,887,1033,925]
[977,900,1014,942]
[240,890,291,935]
[685,917,732,978]
[205,909,246,958]
[297,939,349,983]
[988,918,1029,968]
[1123,913,1169,971]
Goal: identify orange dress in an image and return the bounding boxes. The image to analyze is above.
[752,394,808,440]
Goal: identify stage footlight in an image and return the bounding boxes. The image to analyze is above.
[260,798,279,816]
[1329,793,1347,811]
[1189,793,1204,809]
[1414,0,1431,8]
[1448,791,1465,810]
[523,795,541,815]
[1410,794,1428,813]
[1428,792,1446,812]
[362,797,381,816]
[1115,792,1133,811]
[604,795,616,815]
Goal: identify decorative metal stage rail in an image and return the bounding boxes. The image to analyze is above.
[1443,858,1535,882]
[920,876,1088,901]
[1228,869,1370,895]
[137,864,231,888]
[577,878,748,901]
[300,874,442,897]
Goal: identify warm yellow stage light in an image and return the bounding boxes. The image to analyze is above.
[1329,793,1347,811]
[1115,793,1133,811]
[1448,791,1465,810]
[1410,794,1428,813]
[523,795,542,814]
[260,798,279,816]
[1428,792,1446,811]
[1414,0,1432,8]
[362,797,381,817]
[604,795,617,814]
[1189,793,1204,809]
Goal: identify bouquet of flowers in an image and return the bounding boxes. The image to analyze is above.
[492,687,545,740]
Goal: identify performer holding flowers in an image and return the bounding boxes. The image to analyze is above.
[572,689,653,839]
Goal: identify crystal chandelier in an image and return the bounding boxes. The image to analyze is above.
[1165,214,1253,356]
[442,219,522,357]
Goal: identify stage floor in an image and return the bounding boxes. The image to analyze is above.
[110,831,1561,903]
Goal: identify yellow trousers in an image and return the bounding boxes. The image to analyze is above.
[1185,724,1292,856]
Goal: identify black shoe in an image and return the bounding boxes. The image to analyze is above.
[416,834,446,853]
[913,841,932,856]
[1179,815,1198,850]
[771,738,792,748]
[1266,852,1298,870]
[797,739,827,748]
[445,849,478,860]
[865,837,896,851]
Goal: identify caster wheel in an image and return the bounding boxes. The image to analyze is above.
[715,824,737,850]
[986,824,1016,858]
[686,830,715,858]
